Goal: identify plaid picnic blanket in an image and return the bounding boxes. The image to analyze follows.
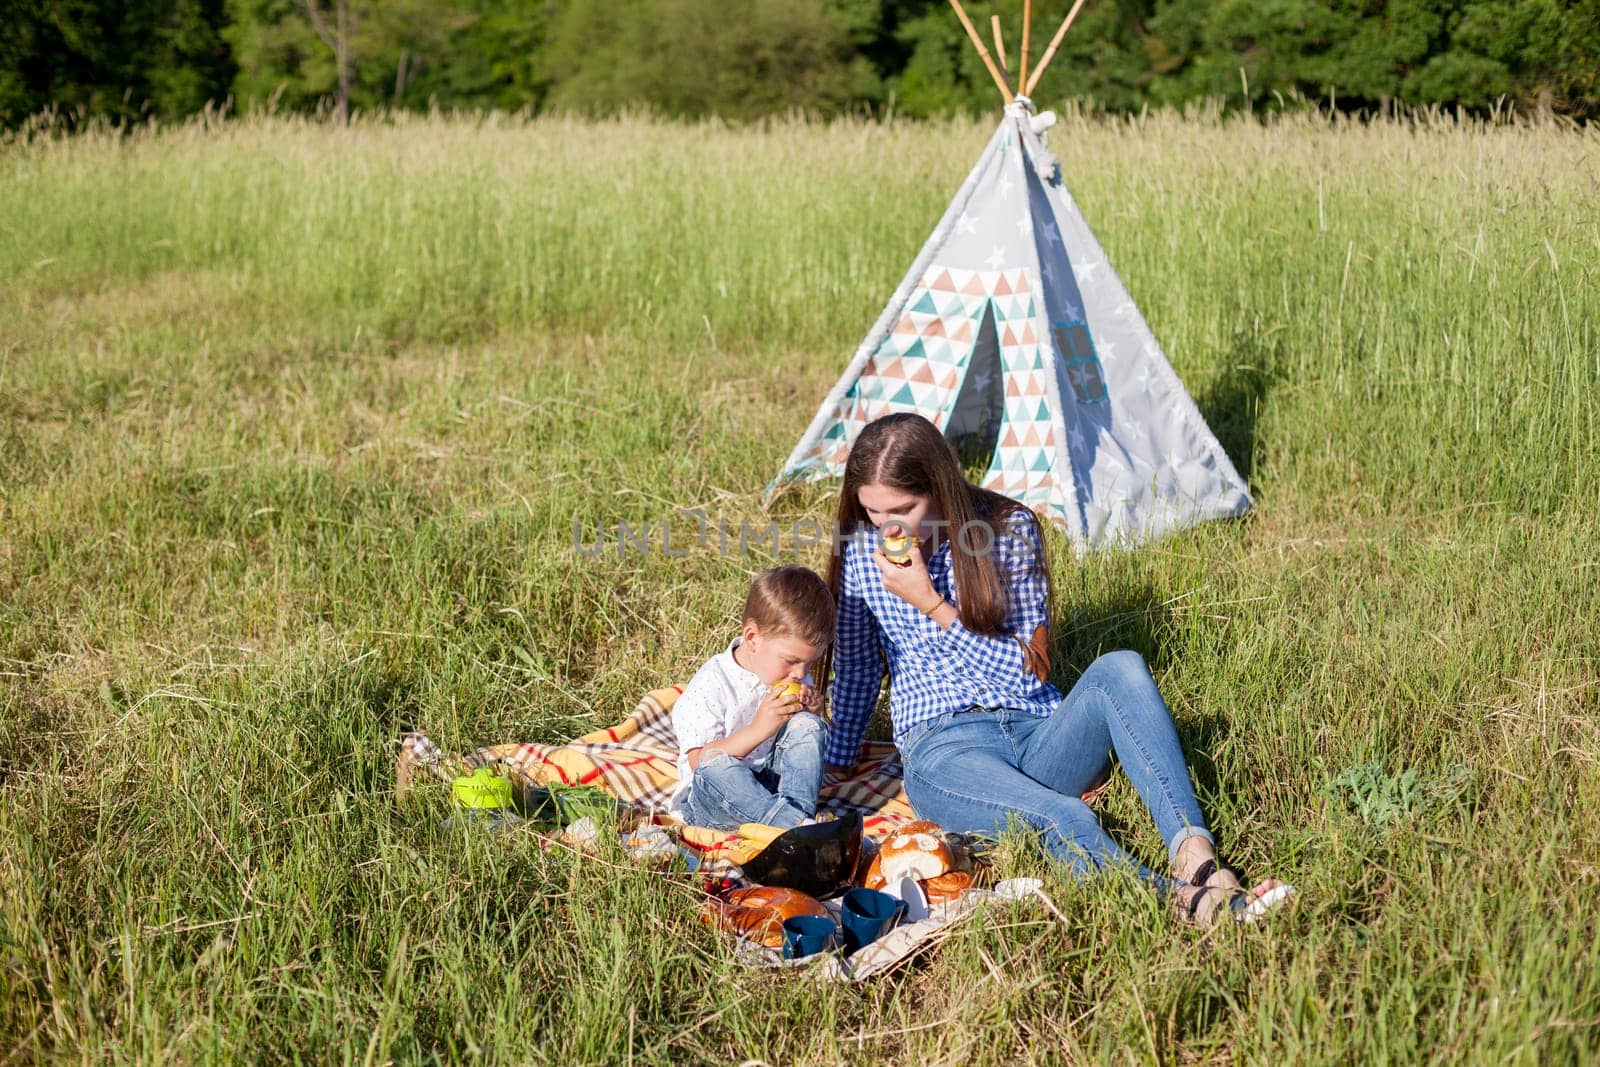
[396,685,920,865]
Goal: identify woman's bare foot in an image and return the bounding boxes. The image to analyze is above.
[1172,837,1231,888]
[1177,876,1295,925]
[1171,838,1292,925]
[1173,882,1222,924]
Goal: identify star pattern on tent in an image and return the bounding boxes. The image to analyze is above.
[1073,259,1102,282]
[996,174,1014,201]
[1135,363,1156,394]
[1117,408,1147,439]
[956,211,977,235]
[1043,223,1064,248]
[984,245,1007,269]
[1068,422,1086,454]
[1016,214,1032,237]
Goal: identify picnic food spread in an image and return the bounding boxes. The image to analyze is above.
[703,813,988,965]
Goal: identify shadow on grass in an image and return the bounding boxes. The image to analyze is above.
[1194,330,1288,488]
[1172,710,1230,810]
[1042,586,1235,845]
[1048,582,1174,684]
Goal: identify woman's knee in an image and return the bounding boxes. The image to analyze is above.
[1082,650,1166,710]
[1087,649,1151,683]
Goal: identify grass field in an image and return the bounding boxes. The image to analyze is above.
[2,106,1598,1063]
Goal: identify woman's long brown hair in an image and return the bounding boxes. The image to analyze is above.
[814,413,1055,703]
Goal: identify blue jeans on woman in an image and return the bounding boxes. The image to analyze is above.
[680,712,828,831]
[900,650,1213,894]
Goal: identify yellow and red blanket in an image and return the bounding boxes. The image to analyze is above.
[396,685,919,865]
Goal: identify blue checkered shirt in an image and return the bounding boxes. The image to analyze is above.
[825,515,1062,766]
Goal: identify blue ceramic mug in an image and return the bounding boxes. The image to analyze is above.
[781,915,840,960]
[839,887,909,953]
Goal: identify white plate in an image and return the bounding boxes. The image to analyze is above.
[993,876,1044,901]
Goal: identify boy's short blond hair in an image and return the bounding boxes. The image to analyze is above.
[743,566,835,648]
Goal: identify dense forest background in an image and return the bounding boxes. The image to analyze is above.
[3,0,1597,126]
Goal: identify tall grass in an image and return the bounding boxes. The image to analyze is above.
[1,107,1597,1063]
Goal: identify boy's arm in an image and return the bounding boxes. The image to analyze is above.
[684,688,801,769]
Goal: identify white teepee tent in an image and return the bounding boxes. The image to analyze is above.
[762,1,1251,553]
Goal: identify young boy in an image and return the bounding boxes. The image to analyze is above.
[669,565,834,830]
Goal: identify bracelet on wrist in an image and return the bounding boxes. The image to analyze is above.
[919,597,945,617]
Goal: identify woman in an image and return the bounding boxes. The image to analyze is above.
[818,413,1292,923]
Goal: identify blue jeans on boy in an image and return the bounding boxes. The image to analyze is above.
[680,712,828,830]
[900,650,1213,895]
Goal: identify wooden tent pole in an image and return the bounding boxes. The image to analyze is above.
[990,15,1010,83]
[1025,0,1091,95]
[947,0,1014,103]
[1018,0,1033,94]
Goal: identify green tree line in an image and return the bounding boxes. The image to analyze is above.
[3,0,1597,126]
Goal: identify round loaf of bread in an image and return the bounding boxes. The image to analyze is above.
[879,819,954,884]
[705,886,828,949]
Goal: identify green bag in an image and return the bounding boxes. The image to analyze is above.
[519,781,626,827]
